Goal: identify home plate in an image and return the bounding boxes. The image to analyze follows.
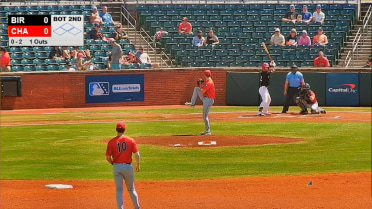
[45,184,73,189]
[198,141,217,146]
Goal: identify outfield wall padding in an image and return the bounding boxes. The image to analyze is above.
[359,73,372,106]
[226,72,259,106]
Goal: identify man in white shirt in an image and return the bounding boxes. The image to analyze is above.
[270,28,285,46]
[136,46,151,64]
[64,62,76,71]
[312,4,325,24]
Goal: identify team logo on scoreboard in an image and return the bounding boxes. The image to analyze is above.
[89,82,109,96]
[53,23,82,36]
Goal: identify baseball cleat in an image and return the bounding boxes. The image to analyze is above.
[184,102,194,107]
[320,109,326,114]
[257,111,264,116]
[264,112,271,116]
[311,110,320,114]
[200,131,212,135]
[300,110,308,115]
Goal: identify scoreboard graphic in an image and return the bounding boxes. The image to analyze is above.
[8,15,84,46]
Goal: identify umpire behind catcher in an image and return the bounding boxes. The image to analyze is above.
[282,64,305,113]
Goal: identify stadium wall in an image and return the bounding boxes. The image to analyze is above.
[0,69,370,110]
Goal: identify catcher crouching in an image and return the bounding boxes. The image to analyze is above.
[296,83,326,115]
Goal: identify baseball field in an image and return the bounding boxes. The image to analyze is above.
[0,105,371,209]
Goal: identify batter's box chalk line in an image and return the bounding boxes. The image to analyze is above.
[45,184,73,189]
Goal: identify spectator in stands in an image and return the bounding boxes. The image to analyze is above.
[282,4,299,24]
[49,46,63,59]
[136,46,151,65]
[90,6,103,24]
[112,24,128,40]
[76,53,85,70]
[205,29,219,46]
[314,51,330,67]
[298,30,311,46]
[107,53,112,70]
[122,52,138,66]
[71,46,91,59]
[311,4,325,25]
[0,47,11,72]
[86,23,104,40]
[313,28,328,46]
[301,5,312,24]
[270,28,285,46]
[63,62,76,71]
[192,30,206,47]
[178,17,193,34]
[286,28,298,46]
[62,46,70,60]
[109,38,123,70]
[100,6,114,25]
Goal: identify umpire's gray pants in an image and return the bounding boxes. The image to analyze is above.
[113,163,140,209]
[191,87,214,132]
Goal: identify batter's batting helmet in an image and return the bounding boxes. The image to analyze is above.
[262,63,270,71]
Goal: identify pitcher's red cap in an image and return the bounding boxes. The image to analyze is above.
[204,70,211,76]
[116,122,126,130]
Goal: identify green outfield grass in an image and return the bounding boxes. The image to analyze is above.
[0,107,371,181]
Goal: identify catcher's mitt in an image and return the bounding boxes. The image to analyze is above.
[299,89,312,103]
[197,78,204,87]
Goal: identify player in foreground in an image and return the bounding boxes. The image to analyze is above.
[185,70,216,135]
[257,61,276,116]
[106,123,141,209]
[296,83,326,115]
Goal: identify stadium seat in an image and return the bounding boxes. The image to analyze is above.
[206,10,219,16]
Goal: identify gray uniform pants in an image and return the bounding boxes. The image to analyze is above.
[190,87,214,132]
[113,163,140,209]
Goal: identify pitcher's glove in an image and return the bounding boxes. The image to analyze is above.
[197,78,204,87]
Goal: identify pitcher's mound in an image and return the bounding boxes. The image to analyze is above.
[135,135,304,148]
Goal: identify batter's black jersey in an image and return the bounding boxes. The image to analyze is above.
[260,71,271,87]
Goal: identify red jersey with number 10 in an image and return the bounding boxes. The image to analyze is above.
[106,136,138,164]
[202,79,216,99]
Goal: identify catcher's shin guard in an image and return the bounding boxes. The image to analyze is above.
[296,97,308,112]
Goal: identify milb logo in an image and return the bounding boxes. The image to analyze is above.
[328,84,357,93]
[89,82,109,96]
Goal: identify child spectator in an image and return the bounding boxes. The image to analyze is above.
[178,17,193,34]
[192,30,205,47]
[313,28,328,46]
[286,28,298,46]
[90,6,103,24]
[100,6,114,25]
[71,46,91,59]
[270,28,285,46]
[0,47,11,72]
[364,56,372,67]
[298,30,311,46]
[314,51,330,67]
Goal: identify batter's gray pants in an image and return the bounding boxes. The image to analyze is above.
[190,87,215,132]
[113,163,140,209]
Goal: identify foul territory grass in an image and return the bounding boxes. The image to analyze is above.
[0,107,371,181]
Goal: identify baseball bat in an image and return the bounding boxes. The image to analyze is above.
[261,42,273,61]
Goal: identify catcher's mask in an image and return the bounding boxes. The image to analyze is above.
[303,83,311,89]
[262,63,270,71]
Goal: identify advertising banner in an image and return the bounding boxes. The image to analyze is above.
[86,74,144,103]
[326,73,359,106]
